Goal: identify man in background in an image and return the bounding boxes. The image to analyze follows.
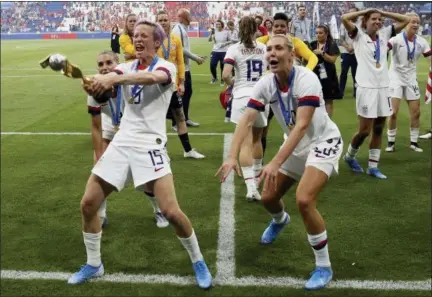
[290,4,311,45]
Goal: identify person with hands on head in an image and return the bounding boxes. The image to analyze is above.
[341,8,410,180]
[71,19,212,290]
[216,34,343,291]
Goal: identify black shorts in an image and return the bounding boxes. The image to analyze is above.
[166,92,183,119]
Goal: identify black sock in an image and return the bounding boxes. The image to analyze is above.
[261,136,267,156]
[179,133,192,152]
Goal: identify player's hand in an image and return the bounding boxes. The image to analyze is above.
[346,45,354,53]
[91,74,115,97]
[258,160,280,192]
[178,83,185,97]
[215,157,241,183]
[196,56,206,65]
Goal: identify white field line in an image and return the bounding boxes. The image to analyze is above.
[0,132,226,136]
[215,133,236,283]
[1,269,430,290]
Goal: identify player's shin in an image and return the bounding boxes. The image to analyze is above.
[308,230,331,267]
[177,229,204,263]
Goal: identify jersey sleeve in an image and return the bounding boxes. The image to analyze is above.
[223,45,236,65]
[421,37,431,57]
[156,62,176,87]
[296,73,321,108]
[348,25,361,41]
[87,95,101,115]
[246,76,271,112]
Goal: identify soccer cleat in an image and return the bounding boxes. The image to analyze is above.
[246,190,261,202]
[67,264,104,284]
[419,131,432,140]
[184,149,205,159]
[155,212,169,228]
[343,156,364,173]
[304,266,333,290]
[385,144,395,152]
[210,78,217,84]
[186,120,200,127]
[260,214,290,244]
[409,144,423,152]
[367,167,387,179]
[101,216,108,229]
[192,260,212,289]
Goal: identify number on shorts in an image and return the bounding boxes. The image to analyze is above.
[314,138,341,158]
[246,59,263,82]
[387,97,392,111]
[148,149,164,166]
[411,85,420,95]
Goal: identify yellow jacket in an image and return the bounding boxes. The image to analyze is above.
[119,33,135,62]
[257,35,318,71]
[157,33,185,87]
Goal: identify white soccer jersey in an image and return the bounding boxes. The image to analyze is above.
[388,33,431,86]
[224,42,267,98]
[212,30,232,52]
[247,66,341,156]
[350,25,395,88]
[111,58,177,148]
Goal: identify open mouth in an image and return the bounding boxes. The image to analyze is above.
[135,44,145,52]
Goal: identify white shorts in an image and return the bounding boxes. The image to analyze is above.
[356,87,393,118]
[230,96,267,128]
[389,83,420,101]
[279,137,343,181]
[101,113,116,141]
[92,143,171,191]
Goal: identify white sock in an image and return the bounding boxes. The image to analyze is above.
[178,229,204,263]
[410,128,419,144]
[271,210,289,224]
[253,159,263,177]
[368,149,380,168]
[387,128,397,143]
[345,144,359,160]
[242,166,256,192]
[97,200,107,227]
[307,230,331,267]
[83,231,102,267]
[145,192,160,213]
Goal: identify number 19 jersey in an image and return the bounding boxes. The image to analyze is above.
[223,42,267,99]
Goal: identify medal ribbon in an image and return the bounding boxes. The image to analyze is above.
[403,32,416,62]
[161,34,171,60]
[130,56,159,103]
[274,67,296,127]
[108,85,122,126]
[374,35,380,66]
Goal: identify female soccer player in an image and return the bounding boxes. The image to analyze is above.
[69,20,212,289]
[119,13,137,62]
[341,8,410,179]
[217,34,343,290]
[222,16,267,201]
[386,13,431,153]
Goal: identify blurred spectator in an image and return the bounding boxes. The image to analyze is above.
[111,24,120,54]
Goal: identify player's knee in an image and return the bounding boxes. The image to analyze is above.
[411,108,420,120]
[80,197,98,218]
[161,207,180,222]
[295,194,313,213]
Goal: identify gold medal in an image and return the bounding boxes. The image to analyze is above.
[376,63,381,69]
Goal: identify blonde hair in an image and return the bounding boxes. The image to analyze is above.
[123,13,137,37]
[271,34,294,52]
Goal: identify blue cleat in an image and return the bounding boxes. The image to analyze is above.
[343,156,364,173]
[260,214,290,245]
[367,167,387,179]
[67,264,104,284]
[192,260,212,289]
[305,266,333,290]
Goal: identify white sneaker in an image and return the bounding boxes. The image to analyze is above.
[246,190,261,202]
[385,144,395,152]
[184,149,205,159]
[419,132,432,140]
[172,125,178,132]
[155,212,169,228]
[409,144,423,152]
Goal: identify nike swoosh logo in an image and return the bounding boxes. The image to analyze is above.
[155,167,164,172]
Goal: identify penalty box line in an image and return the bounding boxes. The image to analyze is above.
[0,269,430,291]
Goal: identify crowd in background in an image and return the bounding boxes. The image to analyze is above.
[1,1,430,35]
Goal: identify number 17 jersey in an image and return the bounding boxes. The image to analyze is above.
[223,41,267,99]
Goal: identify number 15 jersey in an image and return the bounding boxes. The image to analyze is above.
[223,41,267,99]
